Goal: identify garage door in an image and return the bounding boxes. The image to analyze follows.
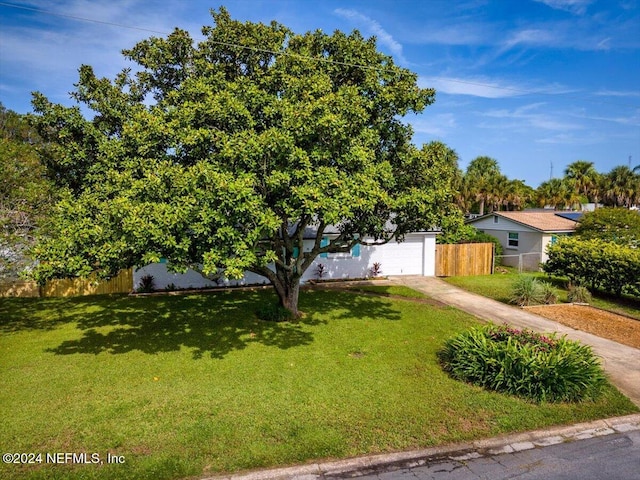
[381,237,424,275]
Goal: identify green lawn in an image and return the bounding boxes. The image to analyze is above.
[444,271,640,320]
[1,289,637,480]
[343,284,428,299]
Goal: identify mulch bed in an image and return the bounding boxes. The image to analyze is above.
[525,304,640,349]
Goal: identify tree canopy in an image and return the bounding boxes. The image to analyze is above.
[0,103,54,279]
[575,207,640,247]
[30,8,460,314]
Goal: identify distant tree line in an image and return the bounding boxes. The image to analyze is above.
[458,157,640,215]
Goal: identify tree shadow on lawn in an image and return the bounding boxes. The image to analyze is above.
[2,288,402,359]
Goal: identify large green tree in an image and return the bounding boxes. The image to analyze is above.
[575,207,640,247]
[0,104,53,279]
[30,9,459,315]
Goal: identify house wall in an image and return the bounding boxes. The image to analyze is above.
[133,233,436,290]
[471,215,576,271]
[472,217,542,270]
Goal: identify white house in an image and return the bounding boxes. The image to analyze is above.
[134,231,437,290]
[467,211,579,270]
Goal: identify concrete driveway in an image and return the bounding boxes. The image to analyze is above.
[390,276,640,407]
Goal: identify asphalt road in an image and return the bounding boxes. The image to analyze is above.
[350,430,640,480]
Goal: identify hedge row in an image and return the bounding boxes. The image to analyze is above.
[544,238,640,297]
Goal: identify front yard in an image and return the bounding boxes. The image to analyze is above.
[1,288,636,480]
[444,270,640,320]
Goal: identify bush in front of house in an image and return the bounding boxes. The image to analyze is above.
[509,275,557,306]
[136,274,155,293]
[438,324,607,402]
[544,238,640,297]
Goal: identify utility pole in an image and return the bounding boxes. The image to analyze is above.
[550,160,553,180]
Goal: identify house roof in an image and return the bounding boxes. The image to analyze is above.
[555,212,584,222]
[469,211,578,233]
[288,220,439,239]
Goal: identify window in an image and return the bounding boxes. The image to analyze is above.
[493,216,499,224]
[507,232,519,249]
[322,236,361,259]
[320,237,329,258]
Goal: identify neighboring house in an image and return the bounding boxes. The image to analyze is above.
[134,228,438,290]
[467,211,579,270]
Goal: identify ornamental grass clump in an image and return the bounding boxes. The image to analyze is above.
[438,324,606,402]
[567,284,592,303]
[509,276,557,306]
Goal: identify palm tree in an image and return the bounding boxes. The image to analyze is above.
[537,178,581,210]
[463,156,502,216]
[503,179,534,211]
[604,166,640,208]
[564,160,599,205]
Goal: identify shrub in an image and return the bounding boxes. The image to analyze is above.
[509,276,544,306]
[567,284,592,303]
[256,304,294,322]
[509,276,558,306]
[539,281,558,305]
[467,231,503,258]
[136,274,155,293]
[544,238,640,297]
[369,262,383,278]
[576,207,640,247]
[438,324,607,402]
[315,263,326,279]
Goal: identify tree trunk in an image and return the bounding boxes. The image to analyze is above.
[278,279,300,317]
[256,264,302,318]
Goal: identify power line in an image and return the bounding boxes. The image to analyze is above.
[1,1,639,109]
[0,1,405,74]
[0,1,170,35]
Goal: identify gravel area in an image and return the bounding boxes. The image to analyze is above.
[525,304,640,349]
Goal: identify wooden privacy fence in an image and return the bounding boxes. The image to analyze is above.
[0,269,133,298]
[436,243,494,277]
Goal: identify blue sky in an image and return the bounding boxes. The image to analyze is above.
[1,0,639,188]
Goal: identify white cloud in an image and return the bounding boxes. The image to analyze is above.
[0,1,192,108]
[420,76,522,99]
[482,103,583,131]
[410,113,457,137]
[537,133,601,144]
[533,0,594,15]
[501,28,560,50]
[408,24,488,46]
[595,89,640,98]
[333,8,407,63]
[497,20,631,53]
[572,112,640,126]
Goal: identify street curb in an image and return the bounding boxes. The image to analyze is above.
[201,413,640,480]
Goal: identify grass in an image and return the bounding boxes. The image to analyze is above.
[343,285,427,299]
[0,289,637,480]
[445,269,640,320]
